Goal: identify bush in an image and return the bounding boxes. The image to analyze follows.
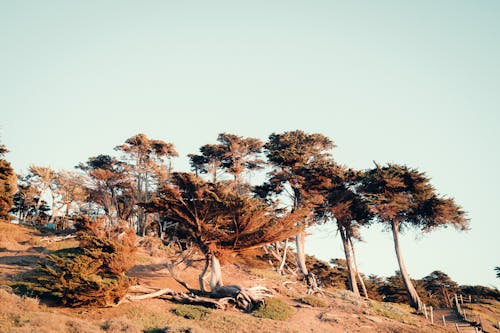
[172,305,212,320]
[297,295,328,307]
[252,298,295,321]
[33,216,137,306]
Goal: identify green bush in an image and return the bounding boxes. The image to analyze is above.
[31,217,137,306]
[252,298,295,321]
[172,305,212,320]
[297,295,328,307]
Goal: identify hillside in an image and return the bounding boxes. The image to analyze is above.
[0,221,495,333]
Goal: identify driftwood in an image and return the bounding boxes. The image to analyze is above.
[120,284,273,312]
[40,234,77,243]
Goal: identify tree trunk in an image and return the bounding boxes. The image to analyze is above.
[278,239,289,274]
[199,256,210,292]
[349,236,368,298]
[391,220,423,311]
[296,231,318,291]
[209,255,224,291]
[338,222,360,297]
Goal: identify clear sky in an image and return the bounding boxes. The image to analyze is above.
[1,1,499,288]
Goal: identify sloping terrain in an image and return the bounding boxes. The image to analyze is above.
[0,221,489,333]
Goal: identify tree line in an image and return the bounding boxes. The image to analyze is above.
[0,131,469,311]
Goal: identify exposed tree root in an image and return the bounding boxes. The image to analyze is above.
[118,284,273,312]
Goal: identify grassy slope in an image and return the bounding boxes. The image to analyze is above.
[0,221,481,333]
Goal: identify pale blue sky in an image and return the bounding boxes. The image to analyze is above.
[1,1,499,287]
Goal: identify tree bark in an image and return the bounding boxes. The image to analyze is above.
[209,255,224,291]
[296,231,318,291]
[278,239,289,274]
[338,222,360,297]
[349,236,368,298]
[391,220,423,311]
[199,256,210,292]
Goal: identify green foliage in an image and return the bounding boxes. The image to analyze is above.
[172,305,212,320]
[0,145,16,220]
[253,298,295,321]
[306,256,348,289]
[297,295,328,307]
[33,217,136,306]
[459,285,500,301]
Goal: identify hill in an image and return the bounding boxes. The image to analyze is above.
[0,221,496,333]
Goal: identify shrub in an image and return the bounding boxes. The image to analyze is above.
[33,216,136,306]
[252,298,295,321]
[172,305,212,320]
[297,295,328,307]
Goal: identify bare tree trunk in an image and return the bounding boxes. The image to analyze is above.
[296,231,318,291]
[338,222,360,297]
[209,255,224,291]
[199,256,210,292]
[391,220,422,311]
[278,239,289,274]
[349,236,368,298]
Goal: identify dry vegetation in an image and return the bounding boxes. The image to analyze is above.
[0,221,495,333]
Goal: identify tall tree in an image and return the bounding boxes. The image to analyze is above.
[360,163,468,310]
[322,166,372,297]
[145,172,304,293]
[0,144,16,220]
[115,133,178,235]
[26,165,57,224]
[77,155,132,225]
[189,133,264,190]
[257,130,335,291]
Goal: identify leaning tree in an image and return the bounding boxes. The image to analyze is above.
[256,130,335,291]
[320,165,373,297]
[360,163,468,311]
[145,172,305,294]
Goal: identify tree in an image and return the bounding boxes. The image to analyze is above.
[115,133,178,236]
[495,267,500,279]
[360,163,468,310]
[52,171,88,229]
[318,165,372,297]
[25,165,56,224]
[145,172,304,293]
[77,155,132,225]
[189,133,264,191]
[0,144,16,220]
[421,270,458,307]
[257,130,335,291]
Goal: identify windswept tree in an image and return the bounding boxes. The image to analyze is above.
[256,130,335,290]
[115,133,178,235]
[145,172,305,293]
[77,155,132,225]
[0,144,16,220]
[321,166,372,297]
[360,163,468,310]
[189,133,264,191]
[23,165,57,224]
[421,270,458,307]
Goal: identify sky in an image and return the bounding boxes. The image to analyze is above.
[1,1,499,288]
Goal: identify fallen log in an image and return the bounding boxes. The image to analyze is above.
[121,284,273,312]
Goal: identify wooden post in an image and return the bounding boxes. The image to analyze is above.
[442,315,446,327]
[463,310,467,321]
[468,295,471,303]
[460,294,464,305]
[455,323,459,332]
[430,306,434,324]
[423,304,428,319]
